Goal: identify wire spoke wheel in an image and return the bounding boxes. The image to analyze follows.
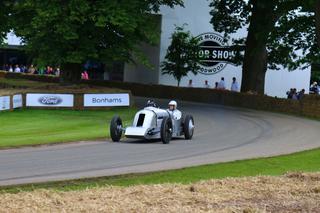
[184,115,194,140]
[110,116,123,142]
[161,117,172,144]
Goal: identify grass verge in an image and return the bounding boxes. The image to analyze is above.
[0,78,55,88]
[0,108,135,148]
[1,147,319,193]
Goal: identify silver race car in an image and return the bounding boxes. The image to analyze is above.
[109,101,194,144]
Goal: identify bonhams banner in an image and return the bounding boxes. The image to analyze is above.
[26,94,74,107]
[84,94,130,107]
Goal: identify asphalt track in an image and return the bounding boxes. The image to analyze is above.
[1,97,320,186]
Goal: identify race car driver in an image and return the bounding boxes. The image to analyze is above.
[168,100,182,120]
[145,100,158,108]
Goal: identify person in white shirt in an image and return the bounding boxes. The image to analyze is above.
[168,100,182,120]
[231,77,239,92]
[310,82,319,94]
[9,65,13,72]
[217,77,226,90]
[14,65,21,73]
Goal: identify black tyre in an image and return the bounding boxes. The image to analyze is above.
[183,115,194,140]
[161,117,173,144]
[110,116,123,142]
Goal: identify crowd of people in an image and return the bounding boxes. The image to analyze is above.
[1,64,61,76]
[1,64,315,98]
[187,77,310,100]
[285,81,320,100]
[1,64,90,80]
[187,77,240,92]
[286,88,305,100]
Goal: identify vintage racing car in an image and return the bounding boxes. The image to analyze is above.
[109,101,194,144]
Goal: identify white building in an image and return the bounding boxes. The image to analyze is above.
[124,0,311,98]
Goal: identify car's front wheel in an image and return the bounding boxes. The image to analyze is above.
[183,115,194,140]
[110,116,123,142]
[161,117,173,144]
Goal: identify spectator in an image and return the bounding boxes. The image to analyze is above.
[55,67,60,76]
[81,70,89,80]
[203,80,210,88]
[298,89,305,100]
[231,77,239,92]
[188,79,193,87]
[34,66,39,74]
[292,88,298,100]
[38,67,45,75]
[217,77,226,90]
[3,64,9,71]
[45,66,49,75]
[310,82,319,94]
[45,66,53,75]
[287,88,294,99]
[214,82,218,89]
[8,65,13,72]
[28,64,36,74]
[14,65,21,73]
[20,65,27,73]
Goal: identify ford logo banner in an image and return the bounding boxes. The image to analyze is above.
[27,94,74,107]
[38,96,63,105]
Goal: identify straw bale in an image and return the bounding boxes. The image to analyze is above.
[0,172,319,213]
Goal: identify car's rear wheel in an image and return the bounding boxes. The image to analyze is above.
[161,117,172,144]
[184,115,194,140]
[110,116,123,142]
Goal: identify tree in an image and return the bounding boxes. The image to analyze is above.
[161,26,201,87]
[314,0,320,48]
[0,1,12,45]
[209,0,320,94]
[11,0,183,84]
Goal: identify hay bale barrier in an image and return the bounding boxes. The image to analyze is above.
[0,173,319,212]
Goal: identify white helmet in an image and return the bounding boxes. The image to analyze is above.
[168,100,177,108]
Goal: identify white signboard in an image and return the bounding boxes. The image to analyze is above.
[84,94,130,107]
[26,94,74,107]
[0,96,10,111]
[13,94,23,109]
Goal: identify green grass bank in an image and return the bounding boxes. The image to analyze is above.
[0,109,135,148]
